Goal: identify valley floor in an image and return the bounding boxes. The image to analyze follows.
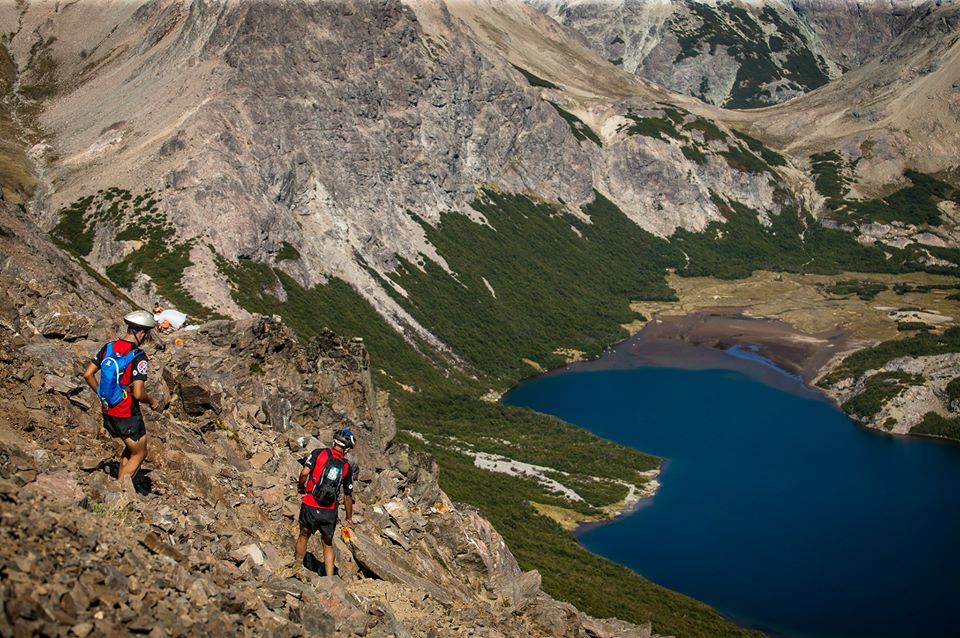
[631,270,960,380]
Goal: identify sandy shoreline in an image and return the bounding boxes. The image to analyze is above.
[527,307,850,406]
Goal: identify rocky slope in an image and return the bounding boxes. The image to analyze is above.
[722,1,960,186]
[528,0,926,109]
[0,197,663,637]
[1,1,958,634]
[0,0,955,452]
[2,0,804,326]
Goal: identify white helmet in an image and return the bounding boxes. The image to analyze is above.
[124,310,156,330]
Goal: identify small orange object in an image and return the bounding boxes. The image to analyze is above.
[174,338,184,346]
[160,319,171,330]
[341,527,352,544]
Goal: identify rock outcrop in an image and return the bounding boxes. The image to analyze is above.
[0,198,663,636]
[723,1,960,194]
[3,0,800,327]
[528,0,925,108]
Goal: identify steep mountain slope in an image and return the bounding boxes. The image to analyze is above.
[3,0,802,345]
[529,0,926,108]
[1,0,959,634]
[0,198,668,638]
[724,1,960,194]
[0,0,955,466]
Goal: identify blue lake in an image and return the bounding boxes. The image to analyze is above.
[503,356,960,638]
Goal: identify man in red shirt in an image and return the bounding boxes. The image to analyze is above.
[83,310,162,490]
[296,428,356,576]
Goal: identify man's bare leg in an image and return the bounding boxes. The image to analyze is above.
[117,442,131,478]
[118,436,147,481]
[321,533,335,576]
[295,526,312,564]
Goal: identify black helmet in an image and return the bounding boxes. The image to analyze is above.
[333,428,356,449]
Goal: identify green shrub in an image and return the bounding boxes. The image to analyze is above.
[276,241,300,262]
[216,255,452,394]
[945,377,960,404]
[829,170,959,227]
[51,189,213,320]
[913,412,960,441]
[822,328,960,385]
[50,196,96,256]
[897,322,933,332]
[810,151,850,209]
[824,279,887,300]
[731,130,787,167]
[681,144,707,164]
[672,197,909,280]
[842,371,923,420]
[683,117,727,142]
[512,64,559,89]
[549,102,602,146]
[625,114,684,141]
[718,146,772,174]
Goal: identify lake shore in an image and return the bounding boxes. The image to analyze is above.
[519,309,850,533]
[627,308,851,384]
[540,307,849,403]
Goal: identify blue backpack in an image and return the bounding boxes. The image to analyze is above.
[97,342,140,408]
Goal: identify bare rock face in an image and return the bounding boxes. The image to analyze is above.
[1,0,814,341]
[728,2,960,196]
[825,352,960,436]
[0,199,664,637]
[529,0,925,108]
[794,0,930,71]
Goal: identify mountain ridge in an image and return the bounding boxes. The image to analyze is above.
[1,1,960,634]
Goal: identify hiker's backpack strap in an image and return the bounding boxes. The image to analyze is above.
[97,342,142,409]
[306,449,329,493]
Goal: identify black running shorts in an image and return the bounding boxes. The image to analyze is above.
[103,414,146,441]
[299,503,337,540]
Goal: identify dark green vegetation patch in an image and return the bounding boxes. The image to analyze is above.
[842,171,960,227]
[50,189,215,320]
[215,254,449,393]
[813,160,960,227]
[625,106,785,175]
[731,130,787,167]
[672,2,829,108]
[897,322,933,332]
[893,282,960,295]
[275,241,300,262]
[824,279,888,300]
[383,192,676,382]
[946,377,960,405]
[511,64,559,90]
[914,412,960,441]
[842,370,924,421]
[625,112,684,142]
[50,195,97,256]
[683,117,728,143]
[821,328,960,386]
[671,196,916,280]
[549,102,602,146]
[810,150,851,209]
